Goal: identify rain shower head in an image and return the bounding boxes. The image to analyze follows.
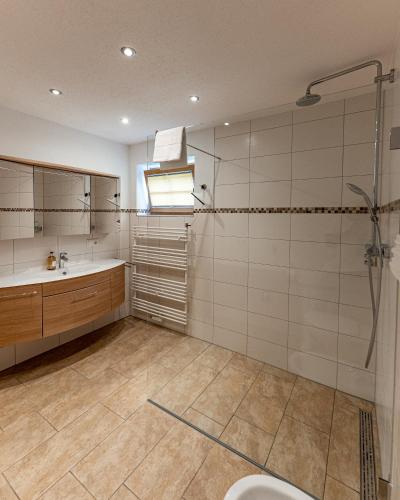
[346,183,374,214]
[296,91,321,107]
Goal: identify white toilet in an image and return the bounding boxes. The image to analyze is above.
[224,475,314,500]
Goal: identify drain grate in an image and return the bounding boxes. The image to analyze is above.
[360,409,377,500]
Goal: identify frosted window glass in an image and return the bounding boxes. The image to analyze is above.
[147,171,194,208]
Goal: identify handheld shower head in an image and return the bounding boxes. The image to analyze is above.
[296,92,321,107]
[345,183,375,215]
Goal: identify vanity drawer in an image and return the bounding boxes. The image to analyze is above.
[42,269,111,297]
[43,282,111,337]
[0,284,42,346]
[111,265,125,309]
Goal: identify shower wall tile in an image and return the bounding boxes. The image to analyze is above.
[250,126,292,156]
[215,133,250,160]
[247,312,288,346]
[293,100,344,123]
[338,304,372,340]
[345,92,376,114]
[292,147,342,179]
[341,214,371,244]
[289,295,338,332]
[344,109,376,145]
[249,153,291,182]
[288,349,337,388]
[214,184,249,208]
[249,238,289,267]
[248,288,288,320]
[289,268,339,302]
[290,241,340,272]
[291,214,341,243]
[189,298,213,324]
[190,256,213,279]
[337,364,375,401]
[338,334,376,372]
[214,213,248,237]
[214,236,248,262]
[214,326,247,354]
[215,159,249,185]
[339,274,371,308]
[247,336,288,368]
[340,244,368,276]
[248,263,289,293]
[343,143,374,176]
[250,111,292,132]
[213,282,247,310]
[249,213,290,239]
[214,259,248,286]
[288,323,338,361]
[214,304,247,335]
[292,116,343,151]
[191,277,214,301]
[187,319,214,343]
[291,178,342,207]
[249,180,291,207]
[215,120,250,139]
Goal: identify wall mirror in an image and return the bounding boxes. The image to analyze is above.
[0,160,34,240]
[34,167,91,236]
[90,175,120,235]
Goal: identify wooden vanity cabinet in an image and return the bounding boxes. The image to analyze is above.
[0,284,42,346]
[0,264,125,346]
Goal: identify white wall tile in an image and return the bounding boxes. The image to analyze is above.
[247,337,287,369]
[249,214,290,239]
[0,240,14,265]
[340,274,372,308]
[251,111,292,132]
[187,319,214,342]
[214,184,249,208]
[338,335,375,372]
[191,235,214,258]
[14,235,58,264]
[190,298,213,324]
[344,110,375,145]
[288,349,337,388]
[215,133,250,160]
[343,143,374,176]
[215,120,250,139]
[292,147,342,179]
[289,322,337,361]
[214,326,246,354]
[248,263,289,293]
[291,214,341,243]
[289,295,338,332]
[337,364,375,401]
[291,178,342,207]
[191,277,213,301]
[214,236,248,262]
[293,100,344,124]
[289,268,339,302]
[191,214,214,236]
[341,214,371,244]
[214,282,247,310]
[342,175,373,207]
[214,259,248,286]
[215,213,248,237]
[190,256,213,279]
[248,312,288,346]
[250,126,292,157]
[250,180,290,208]
[290,241,340,272]
[249,238,289,267]
[293,116,343,151]
[248,288,288,320]
[214,303,247,334]
[345,93,375,114]
[339,304,372,340]
[340,244,368,276]
[250,153,291,182]
[215,159,249,185]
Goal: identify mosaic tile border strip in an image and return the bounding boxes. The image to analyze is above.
[379,198,400,213]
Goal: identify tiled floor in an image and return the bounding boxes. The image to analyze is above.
[0,317,374,499]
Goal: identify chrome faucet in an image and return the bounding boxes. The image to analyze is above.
[59,251,69,269]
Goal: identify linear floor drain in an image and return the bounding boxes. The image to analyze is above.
[360,409,377,500]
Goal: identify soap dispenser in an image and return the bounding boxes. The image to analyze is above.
[47,251,57,271]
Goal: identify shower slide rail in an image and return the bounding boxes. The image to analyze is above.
[130,225,188,326]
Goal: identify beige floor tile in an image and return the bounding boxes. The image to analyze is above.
[252,371,294,404]
[154,360,217,415]
[0,474,18,499]
[72,403,175,499]
[184,444,261,500]
[195,344,234,372]
[4,404,122,500]
[125,422,213,499]
[111,485,139,499]
[324,476,359,499]
[183,408,224,438]
[192,366,255,426]
[285,377,334,434]
[158,337,209,371]
[327,403,360,492]
[40,368,127,430]
[334,391,374,414]
[103,364,177,419]
[227,353,264,376]
[267,416,329,499]
[221,416,274,465]
[263,362,297,383]
[0,382,38,430]
[40,473,93,499]
[235,386,285,435]
[0,412,55,472]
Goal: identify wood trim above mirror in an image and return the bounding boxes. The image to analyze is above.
[0,154,119,179]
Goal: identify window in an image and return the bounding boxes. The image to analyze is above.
[144,165,194,214]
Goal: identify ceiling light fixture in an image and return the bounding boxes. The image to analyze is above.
[190,96,199,102]
[121,117,130,125]
[49,88,62,96]
[120,46,136,57]
[224,122,230,126]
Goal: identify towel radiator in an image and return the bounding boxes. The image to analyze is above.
[131,225,189,326]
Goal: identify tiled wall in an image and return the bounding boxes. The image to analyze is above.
[129,91,381,401]
[0,214,130,371]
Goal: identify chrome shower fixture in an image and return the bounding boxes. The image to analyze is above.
[295,91,321,107]
[345,183,376,220]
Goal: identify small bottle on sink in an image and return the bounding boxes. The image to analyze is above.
[47,251,57,271]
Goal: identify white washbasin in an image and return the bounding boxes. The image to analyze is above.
[224,475,313,500]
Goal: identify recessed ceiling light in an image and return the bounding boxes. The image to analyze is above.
[224,122,230,126]
[190,95,199,102]
[120,46,136,57]
[49,88,62,96]
[121,117,130,125]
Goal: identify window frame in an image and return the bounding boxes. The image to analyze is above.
[143,164,195,215]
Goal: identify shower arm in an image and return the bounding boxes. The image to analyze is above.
[305,60,394,211]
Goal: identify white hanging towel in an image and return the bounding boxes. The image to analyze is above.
[153,126,187,164]
[390,234,400,281]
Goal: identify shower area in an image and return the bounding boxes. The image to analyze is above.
[129,58,400,499]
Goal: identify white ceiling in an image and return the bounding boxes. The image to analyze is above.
[1,0,399,144]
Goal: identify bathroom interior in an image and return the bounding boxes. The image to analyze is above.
[1,2,400,499]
